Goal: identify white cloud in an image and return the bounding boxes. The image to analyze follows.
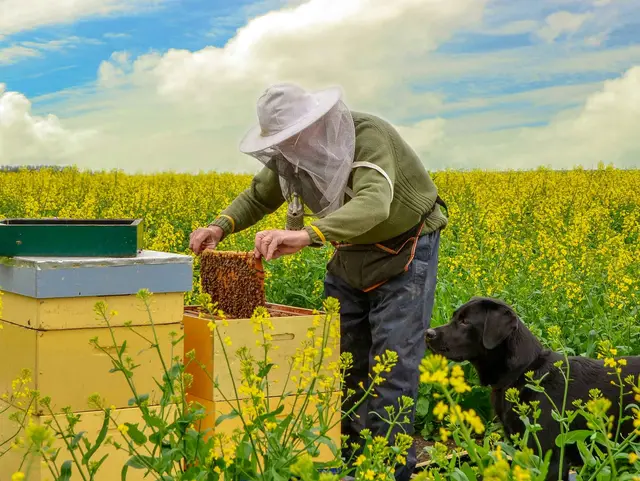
[9,0,640,173]
[395,118,447,155]
[485,19,539,36]
[29,0,486,173]
[103,33,132,39]
[0,45,40,65]
[0,37,102,65]
[0,84,94,164]
[537,11,593,43]
[418,65,640,170]
[0,0,164,36]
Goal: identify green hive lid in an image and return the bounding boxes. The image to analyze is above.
[0,218,144,258]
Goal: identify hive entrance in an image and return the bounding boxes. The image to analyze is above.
[199,250,266,319]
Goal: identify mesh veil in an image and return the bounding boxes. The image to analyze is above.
[248,100,356,219]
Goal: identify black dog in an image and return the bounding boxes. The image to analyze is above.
[425,296,640,480]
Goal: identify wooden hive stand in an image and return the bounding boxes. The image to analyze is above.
[0,249,193,480]
[184,250,342,463]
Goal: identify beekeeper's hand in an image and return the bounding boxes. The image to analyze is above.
[254,229,311,261]
[189,226,224,255]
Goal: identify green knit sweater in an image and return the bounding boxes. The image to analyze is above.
[210,111,448,246]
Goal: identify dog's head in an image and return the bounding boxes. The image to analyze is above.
[426,297,520,362]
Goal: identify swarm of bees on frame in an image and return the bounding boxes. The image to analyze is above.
[200,250,266,319]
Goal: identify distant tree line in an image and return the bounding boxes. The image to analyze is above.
[0,165,74,172]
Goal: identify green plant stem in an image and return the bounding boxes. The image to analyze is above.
[109,422,163,481]
[0,396,37,451]
[614,372,624,443]
[43,456,62,481]
[281,310,334,448]
[142,296,176,396]
[43,405,91,481]
[442,389,481,467]
[582,430,638,481]
[556,353,571,481]
[212,322,265,478]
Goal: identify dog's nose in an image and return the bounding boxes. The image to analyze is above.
[425,329,437,340]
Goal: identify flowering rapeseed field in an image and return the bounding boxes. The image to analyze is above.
[0,165,639,479]
[0,165,637,353]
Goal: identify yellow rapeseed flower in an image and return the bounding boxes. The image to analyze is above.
[433,401,448,421]
[354,455,366,467]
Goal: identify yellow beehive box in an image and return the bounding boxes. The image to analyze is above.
[0,401,176,481]
[0,290,184,330]
[186,392,342,463]
[0,319,183,414]
[183,304,340,402]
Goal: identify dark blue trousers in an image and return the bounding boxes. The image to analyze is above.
[324,230,440,481]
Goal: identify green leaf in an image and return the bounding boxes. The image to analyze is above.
[555,430,593,447]
[550,410,564,423]
[128,393,150,407]
[592,432,610,446]
[146,413,166,430]
[90,454,110,475]
[416,396,431,417]
[596,466,612,481]
[118,340,128,357]
[215,409,240,427]
[121,463,129,481]
[451,468,470,481]
[461,462,477,481]
[525,383,546,393]
[313,435,339,457]
[83,409,110,463]
[577,440,596,467]
[258,363,274,379]
[57,460,73,481]
[70,431,86,449]
[126,455,153,470]
[124,423,148,445]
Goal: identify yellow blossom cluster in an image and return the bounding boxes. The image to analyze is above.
[0,166,635,329]
[205,432,236,467]
[350,430,414,481]
[419,354,484,442]
[419,355,471,394]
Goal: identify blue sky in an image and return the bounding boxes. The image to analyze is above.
[1,0,267,98]
[1,0,639,172]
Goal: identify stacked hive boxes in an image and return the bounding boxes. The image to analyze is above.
[183,302,342,462]
[0,251,193,480]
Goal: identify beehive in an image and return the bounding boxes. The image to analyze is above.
[185,250,341,456]
[0,250,192,479]
[0,401,176,481]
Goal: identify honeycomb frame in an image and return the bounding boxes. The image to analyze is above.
[199,250,266,319]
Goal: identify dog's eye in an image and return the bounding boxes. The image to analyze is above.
[459,318,468,326]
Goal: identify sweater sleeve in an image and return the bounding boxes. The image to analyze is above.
[303,124,395,245]
[209,165,285,237]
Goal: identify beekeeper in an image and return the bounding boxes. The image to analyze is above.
[190,83,448,481]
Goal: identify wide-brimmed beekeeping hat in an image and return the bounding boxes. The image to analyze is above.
[239,83,343,154]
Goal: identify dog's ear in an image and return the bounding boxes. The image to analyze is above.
[481,299,519,350]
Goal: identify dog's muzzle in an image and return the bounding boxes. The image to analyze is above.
[426,329,437,340]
